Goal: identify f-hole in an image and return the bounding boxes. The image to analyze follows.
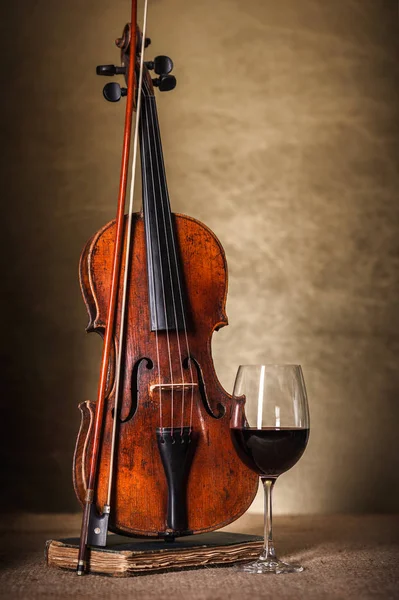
[183,356,225,419]
[112,357,153,423]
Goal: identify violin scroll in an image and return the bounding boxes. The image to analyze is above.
[97,22,176,103]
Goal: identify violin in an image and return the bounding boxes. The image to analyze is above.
[73,0,258,575]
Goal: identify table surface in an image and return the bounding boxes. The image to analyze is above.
[1,513,399,599]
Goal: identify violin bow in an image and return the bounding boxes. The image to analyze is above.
[76,0,148,575]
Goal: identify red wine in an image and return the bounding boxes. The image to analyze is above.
[231,427,309,477]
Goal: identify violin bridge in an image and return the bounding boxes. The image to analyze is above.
[149,383,197,393]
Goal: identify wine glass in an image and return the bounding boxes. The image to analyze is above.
[231,364,310,574]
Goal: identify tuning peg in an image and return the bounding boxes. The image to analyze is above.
[96,64,126,76]
[146,55,174,76]
[103,82,127,102]
[152,75,177,92]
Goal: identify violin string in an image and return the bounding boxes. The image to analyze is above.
[141,109,163,431]
[106,0,149,507]
[150,92,195,431]
[142,84,175,431]
[146,93,186,434]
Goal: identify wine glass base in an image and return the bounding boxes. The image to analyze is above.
[237,559,304,574]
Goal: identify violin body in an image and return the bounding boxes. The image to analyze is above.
[73,213,258,536]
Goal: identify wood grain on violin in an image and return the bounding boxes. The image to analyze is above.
[74,214,258,536]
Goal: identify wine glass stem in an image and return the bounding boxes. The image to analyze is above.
[261,477,276,561]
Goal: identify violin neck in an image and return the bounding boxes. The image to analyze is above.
[140,94,186,332]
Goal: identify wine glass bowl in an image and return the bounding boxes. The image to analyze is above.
[231,364,309,574]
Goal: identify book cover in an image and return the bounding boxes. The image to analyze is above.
[46,531,263,577]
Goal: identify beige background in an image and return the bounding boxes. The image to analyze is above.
[1,0,398,515]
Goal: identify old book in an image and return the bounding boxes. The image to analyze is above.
[46,531,263,577]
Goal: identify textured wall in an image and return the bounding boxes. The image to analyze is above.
[1,0,398,515]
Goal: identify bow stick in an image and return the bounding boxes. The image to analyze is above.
[76,0,148,575]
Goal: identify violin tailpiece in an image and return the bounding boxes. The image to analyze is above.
[156,427,195,535]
